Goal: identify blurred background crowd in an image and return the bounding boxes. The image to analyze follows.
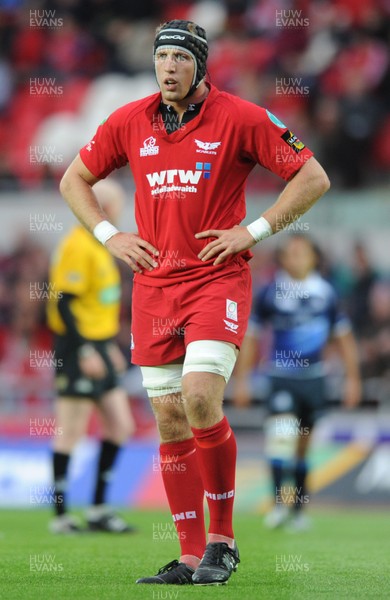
[0,0,389,425]
[1,229,389,423]
[1,0,390,189]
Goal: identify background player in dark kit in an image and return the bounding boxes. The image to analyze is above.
[234,234,361,531]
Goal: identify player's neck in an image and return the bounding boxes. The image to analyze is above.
[164,83,209,121]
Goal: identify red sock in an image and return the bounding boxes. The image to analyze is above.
[191,416,236,539]
[159,438,206,560]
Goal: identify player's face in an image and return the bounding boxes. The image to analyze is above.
[280,237,317,279]
[155,48,195,103]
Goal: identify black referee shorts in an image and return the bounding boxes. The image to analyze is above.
[53,335,118,401]
[267,375,327,429]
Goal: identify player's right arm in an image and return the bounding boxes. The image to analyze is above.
[333,329,362,409]
[59,155,159,273]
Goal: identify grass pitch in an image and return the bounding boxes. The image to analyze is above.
[0,508,388,600]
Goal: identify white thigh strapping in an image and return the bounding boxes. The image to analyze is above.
[182,340,237,383]
[140,364,183,398]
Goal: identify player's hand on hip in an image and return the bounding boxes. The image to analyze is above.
[78,349,107,379]
[195,225,256,265]
[105,232,159,273]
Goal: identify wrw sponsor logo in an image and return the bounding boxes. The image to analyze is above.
[146,164,211,196]
[147,169,202,186]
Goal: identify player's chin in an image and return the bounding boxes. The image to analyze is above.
[161,88,185,102]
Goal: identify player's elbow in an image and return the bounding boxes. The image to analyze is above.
[312,162,331,196]
[59,163,80,201]
[60,155,96,200]
[319,171,331,195]
[59,170,71,199]
[301,157,331,197]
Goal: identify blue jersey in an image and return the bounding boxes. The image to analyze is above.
[251,270,351,379]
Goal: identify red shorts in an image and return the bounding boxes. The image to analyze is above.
[131,260,252,365]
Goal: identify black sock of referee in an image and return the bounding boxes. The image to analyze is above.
[53,451,70,516]
[293,458,308,512]
[93,440,121,506]
[270,458,284,504]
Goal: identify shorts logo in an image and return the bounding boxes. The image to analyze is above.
[74,378,94,393]
[224,319,239,334]
[130,333,134,350]
[226,299,238,322]
[195,139,221,155]
[140,136,159,157]
[281,130,305,154]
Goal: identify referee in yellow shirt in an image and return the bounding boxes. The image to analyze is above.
[47,179,134,533]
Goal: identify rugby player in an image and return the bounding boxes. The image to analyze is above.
[59,20,330,584]
[234,234,361,531]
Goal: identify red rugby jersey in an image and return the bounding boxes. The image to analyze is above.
[79,84,313,286]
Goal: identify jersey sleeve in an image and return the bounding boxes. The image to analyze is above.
[57,293,86,346]
[79,109,128,179]
[237,101,314,181]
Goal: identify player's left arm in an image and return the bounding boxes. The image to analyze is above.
[333,330,362,409]
[196,156,330,265]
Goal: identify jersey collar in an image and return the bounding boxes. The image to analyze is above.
[146,83,219,143]
[159,99,204,135]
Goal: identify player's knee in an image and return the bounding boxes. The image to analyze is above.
[100,387,135,442]
[182,387,217,424]
[154,403,190,442]
[116,412,134,440]
[141,364,189,440]
[264,414,299,461]
[105,418,134,445]
[124,414,136,439]
[181,341,236,424]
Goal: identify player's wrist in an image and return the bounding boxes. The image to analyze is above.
[93,220,120,245]
[246,216,273,243]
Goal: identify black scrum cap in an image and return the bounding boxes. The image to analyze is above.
[154,20,208,97]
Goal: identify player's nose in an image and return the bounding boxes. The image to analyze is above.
[164,56,176,71]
